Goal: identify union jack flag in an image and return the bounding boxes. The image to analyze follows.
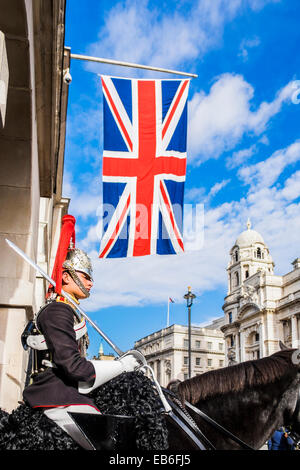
[99,75,190,258]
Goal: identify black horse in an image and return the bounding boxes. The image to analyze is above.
[0,346,299,450]
[169,346,300,450]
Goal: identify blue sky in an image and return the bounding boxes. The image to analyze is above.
[63,0,300,358]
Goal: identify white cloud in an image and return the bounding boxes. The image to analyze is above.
[185,186,206,203]
[208,179,231,199]
[188,75,295,163]
[184,179,230,203]
[85,0,278,76]
[63,171,102,220]
[226,144,257,169]
[238,37,260,61]
[280,170,300,201]
[247,0,281,11]
[238,140,300,188]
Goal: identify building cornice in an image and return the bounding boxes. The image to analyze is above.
[138,346,225,361]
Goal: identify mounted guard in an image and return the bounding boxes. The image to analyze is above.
[21,214,141,449]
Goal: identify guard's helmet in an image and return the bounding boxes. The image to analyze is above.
[47,215,94,299]
[62,248,93,298]
[63,248,94,282]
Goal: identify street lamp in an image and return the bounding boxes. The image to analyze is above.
[184,286,196,379]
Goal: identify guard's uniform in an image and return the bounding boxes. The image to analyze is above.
[23,296,96,409]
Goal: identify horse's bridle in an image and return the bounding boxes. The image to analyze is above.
[291,388,300,425]
[163,388,255,451]
[183,399,254,450]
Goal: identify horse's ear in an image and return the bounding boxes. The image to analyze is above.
[167,379,181,393]
[279,341,288,350]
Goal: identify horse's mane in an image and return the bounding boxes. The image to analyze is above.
[176,349,298,405]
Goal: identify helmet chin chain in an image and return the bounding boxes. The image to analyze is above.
[67,267,90,298]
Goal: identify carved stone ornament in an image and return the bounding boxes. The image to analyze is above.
[164,359,171,375]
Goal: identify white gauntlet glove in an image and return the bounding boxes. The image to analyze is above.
[78,351,142,394]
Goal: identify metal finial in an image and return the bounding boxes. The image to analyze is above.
[247,218,251,230]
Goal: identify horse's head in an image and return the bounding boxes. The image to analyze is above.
[288,348,300,437]
[277,345,300,437]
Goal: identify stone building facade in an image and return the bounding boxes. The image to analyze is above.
[135,321,225,387]
[221,220,300,365]
[0,0,69,411]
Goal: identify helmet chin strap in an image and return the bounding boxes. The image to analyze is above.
[66,268,90,298]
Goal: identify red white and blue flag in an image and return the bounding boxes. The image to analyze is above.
[99,75,190,258]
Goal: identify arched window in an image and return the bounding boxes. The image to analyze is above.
[235,251,239,262]
[234,271,239,287]
[257,247,262,259]
[244,265,249,279]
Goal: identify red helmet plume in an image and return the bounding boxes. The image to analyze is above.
[47,214,76,296]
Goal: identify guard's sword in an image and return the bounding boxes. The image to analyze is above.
[5,238,124,357]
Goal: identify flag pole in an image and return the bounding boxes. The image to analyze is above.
[70,53,198,78]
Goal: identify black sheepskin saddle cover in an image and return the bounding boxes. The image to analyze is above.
[0,371,169,451]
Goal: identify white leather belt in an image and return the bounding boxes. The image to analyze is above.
[26,318,87,350]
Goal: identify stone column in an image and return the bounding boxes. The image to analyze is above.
[291,315,299,349]
[224,333,229,366]
[235,333,240,363]
[259,321,265,358]
[277,320,284,345]
[240,330,245,362]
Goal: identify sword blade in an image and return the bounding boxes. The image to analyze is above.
[5,238,124,356]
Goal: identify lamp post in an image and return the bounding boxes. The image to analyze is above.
[184,286,196,379]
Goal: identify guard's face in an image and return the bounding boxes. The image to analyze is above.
[62,270,93,299]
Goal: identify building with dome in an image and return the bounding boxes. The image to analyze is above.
[221,219,300,365]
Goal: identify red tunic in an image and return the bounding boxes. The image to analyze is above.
[23,299,96,408]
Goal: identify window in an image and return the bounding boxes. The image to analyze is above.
[195,340,201,348]
[207,359,212,367]
[228,312,232,324]
[230,335,235,347]
[218,343,223,351]
[257,247,262,259]
[255,333,260,342]
[219,360,224,367]
[184,356,188,365]
[207,342,212,350]
[235,251,239,262]
[183,339,188,348]
[234,271,239,286]
[245,270,249,278]
[195,357,201,366]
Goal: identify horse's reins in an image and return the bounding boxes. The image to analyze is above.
[163,391,215,450]
[184,400,255,450]
[163,388,254,451]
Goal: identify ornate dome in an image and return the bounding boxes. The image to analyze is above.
[235,219,265,248]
